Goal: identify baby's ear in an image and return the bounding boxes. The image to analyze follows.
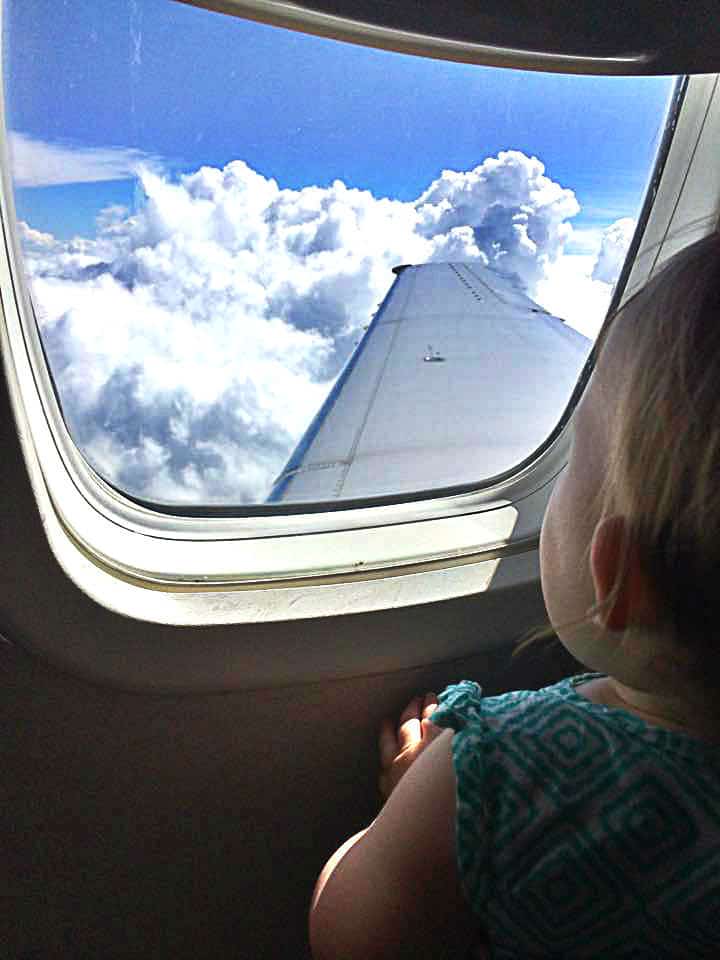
[590,515,657,631]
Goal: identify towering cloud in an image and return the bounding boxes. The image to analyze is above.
[592,217,636,284]
[417,151,579,289]
[19,150,627,505]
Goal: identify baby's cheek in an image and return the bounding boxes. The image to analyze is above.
[539,494,563,620]
[539,471,566,562]
[540,477,588,629]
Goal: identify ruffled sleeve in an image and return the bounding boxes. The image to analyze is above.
[432,680,484,731]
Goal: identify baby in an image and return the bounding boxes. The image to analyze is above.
[310,235,720,959]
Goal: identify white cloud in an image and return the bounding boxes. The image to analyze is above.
[416,151,579,288]
[592,217,636,283]
[17,220,59,249]
[533,216,637,339]
[9,131,160,187]
[565,227,604,256]
[535,254,613,340]
[19,152,628,504]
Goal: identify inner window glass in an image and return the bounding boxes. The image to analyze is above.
[4,0,675,507]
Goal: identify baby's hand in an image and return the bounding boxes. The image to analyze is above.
[378,692,441,800]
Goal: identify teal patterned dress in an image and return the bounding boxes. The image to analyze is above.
[431,673,720,958]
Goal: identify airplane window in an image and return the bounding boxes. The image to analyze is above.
[4,0,676,509]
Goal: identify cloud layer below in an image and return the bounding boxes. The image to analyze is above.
[19,149,633,504]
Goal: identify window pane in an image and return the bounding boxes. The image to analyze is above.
[4,0,675,507]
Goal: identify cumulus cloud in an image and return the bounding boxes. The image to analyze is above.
[17,220,59,249]
[592,216,636,284]
[417,152,579,290]
[19,150,629,504]
[535,255,613,341]
[9,131,160,187]
[534,217,636,340]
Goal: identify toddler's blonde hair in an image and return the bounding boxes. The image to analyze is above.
[518,233,720,691]
[599,232,720,689]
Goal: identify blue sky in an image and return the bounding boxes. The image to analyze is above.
[7,0,674,243]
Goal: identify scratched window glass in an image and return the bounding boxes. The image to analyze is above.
[4,0,675,506]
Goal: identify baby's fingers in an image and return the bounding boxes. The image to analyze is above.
[379,717,398,770]
[398,714,422,752]
[421,691,438,720]
[397,695,423,726]
[396,695,422,752]
[421,716,442,744]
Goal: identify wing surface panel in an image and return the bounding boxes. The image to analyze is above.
[268,262,590,502]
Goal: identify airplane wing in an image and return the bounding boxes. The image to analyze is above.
[268,261,590,503]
